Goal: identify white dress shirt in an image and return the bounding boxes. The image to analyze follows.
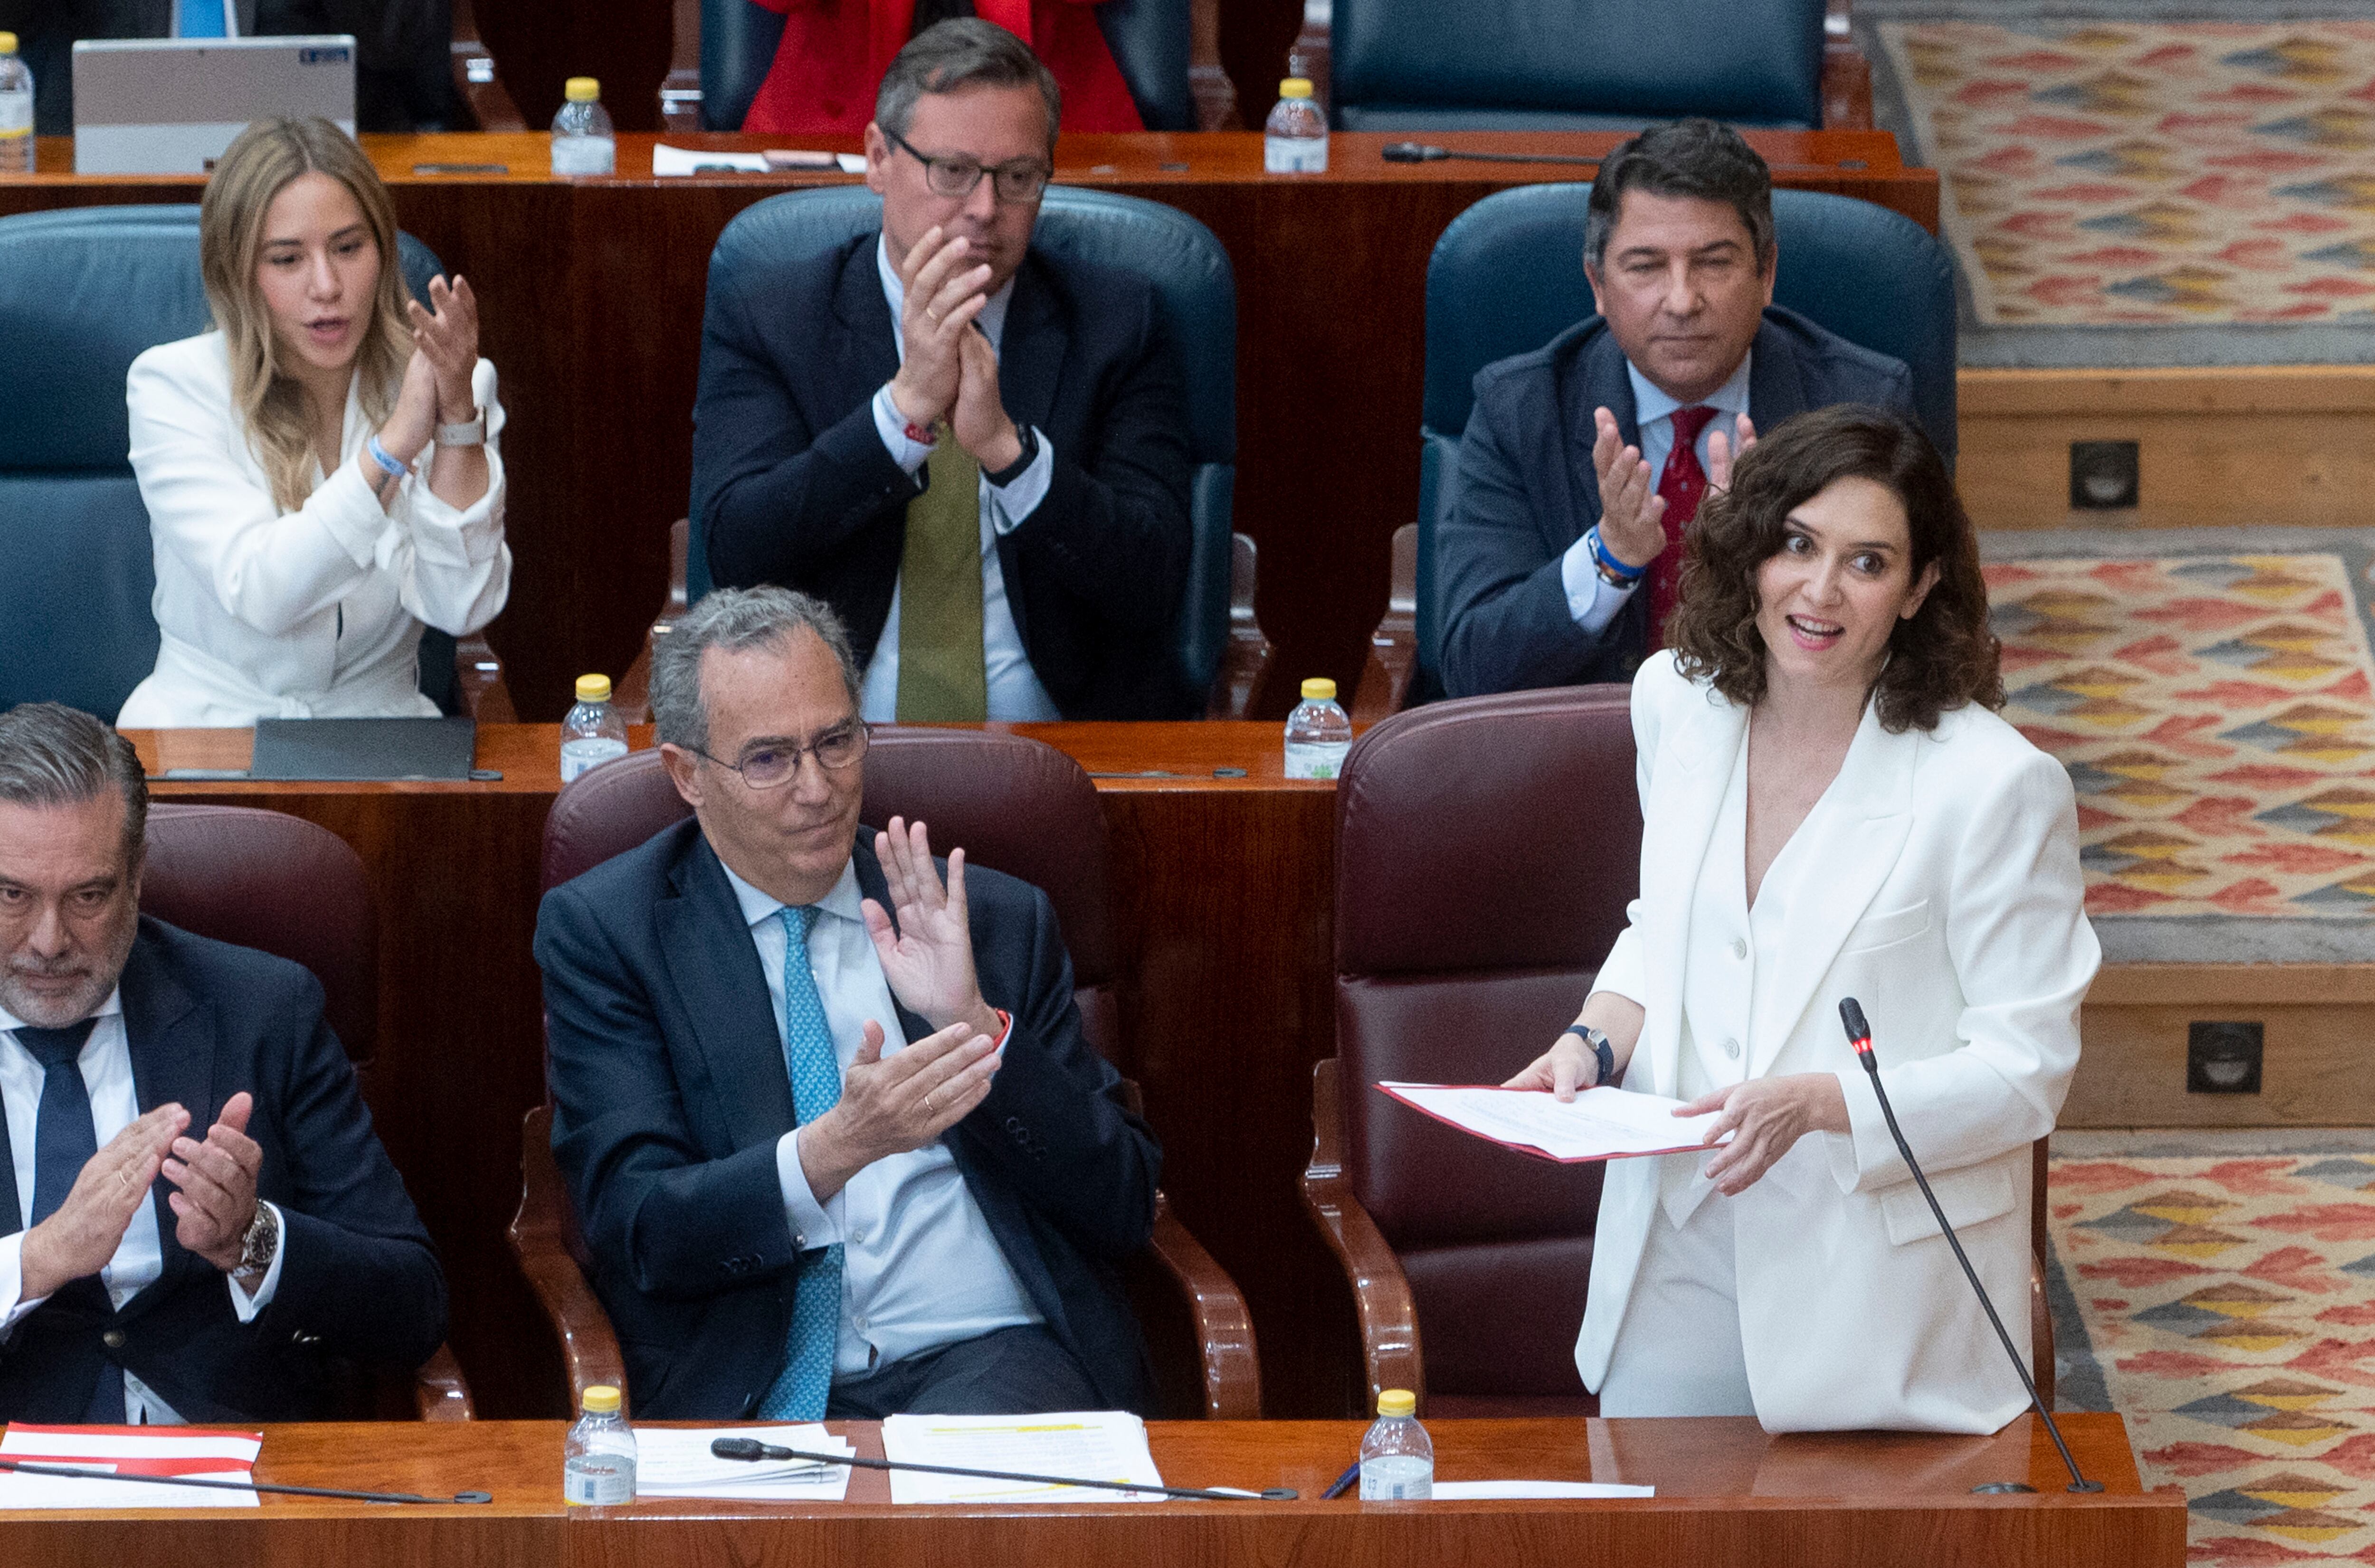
[120,333,512,727]
[860,236,1063,724]
[0,997,286,1424]
[720,858,1043,1380]
[1558,352,1754,633]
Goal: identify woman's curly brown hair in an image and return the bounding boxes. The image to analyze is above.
[1666,403,2002,733]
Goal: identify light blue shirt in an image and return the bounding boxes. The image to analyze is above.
[721,856,1043,1381]
[1558,352,1754,632]
[864,236,1062,724]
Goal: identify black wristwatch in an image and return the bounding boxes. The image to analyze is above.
[984,422,1039,487]
[1561,1025,1616,1087]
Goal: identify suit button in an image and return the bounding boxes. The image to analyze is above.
[1723,1038,1741,1060]
[101,1330,125,1349]
[1004,1117,1023,1133]
[293,1332,321,1346]
[1730,938,1748,961]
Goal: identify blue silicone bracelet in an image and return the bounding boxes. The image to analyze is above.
[1586,526,1646,583]
[365,434,408,482]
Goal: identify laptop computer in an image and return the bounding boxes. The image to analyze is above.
[72,35,356,175]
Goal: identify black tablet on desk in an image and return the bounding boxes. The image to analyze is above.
[248,717,477,781]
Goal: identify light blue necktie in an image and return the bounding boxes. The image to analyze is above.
[759,905,845,1420]
[179,0,227,37]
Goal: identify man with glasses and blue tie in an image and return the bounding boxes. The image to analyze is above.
[534,586,1161,1419]
[693,18,1197,723]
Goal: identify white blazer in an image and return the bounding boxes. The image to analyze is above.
[1577,652,2099,1433]
[118,332,511,728]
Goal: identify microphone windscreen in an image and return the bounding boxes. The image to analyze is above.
[1838,996,1871,1045]
[711,1437,767,1461]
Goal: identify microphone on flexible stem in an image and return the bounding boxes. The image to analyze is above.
[1837,998,2102,1495]
[708,1436,1296,1501]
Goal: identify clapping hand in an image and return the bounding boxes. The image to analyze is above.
[861,817,1001,1042]
[163,1092,264,1275]
[18,1103,187,1302]
[1707,412,1756,493]
[888,226,994,433]
[381,274,480,469]
[1589,406,1667,571]
[952,324,1023,472]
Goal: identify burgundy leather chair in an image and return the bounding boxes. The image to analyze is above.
[140,804,472,1420]
[1303,690,2058,1418]
[510,733,1262,1418]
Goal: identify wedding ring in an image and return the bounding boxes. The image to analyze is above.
[926,309,942,326]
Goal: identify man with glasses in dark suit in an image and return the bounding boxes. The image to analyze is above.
[693,18,1195,723]
[534,586,1161,1419]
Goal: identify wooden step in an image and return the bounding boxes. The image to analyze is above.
[2069,962,2375,1127]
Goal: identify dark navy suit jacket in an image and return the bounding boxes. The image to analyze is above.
[692,230,1196,719]
[534,820,1161,1418]
[0,918,446,1422]
[1438,306,1918,698]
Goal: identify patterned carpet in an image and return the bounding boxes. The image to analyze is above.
[1875,19,2375,330]
[2051,1142,2375,1564]
[1986,551,2375,923]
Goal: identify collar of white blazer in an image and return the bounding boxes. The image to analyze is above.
[1637,685,1921,1086]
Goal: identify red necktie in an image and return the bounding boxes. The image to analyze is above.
[1647,405,1719,651]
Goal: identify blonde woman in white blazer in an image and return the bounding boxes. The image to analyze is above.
[119,117,509,728]
[1508,405,2097,1434]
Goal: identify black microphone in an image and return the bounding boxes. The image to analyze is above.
[1382,141,1601,168]
[707,1436,1296,1501]
[0,1456,492,1504]
[1837,998,2101,1495]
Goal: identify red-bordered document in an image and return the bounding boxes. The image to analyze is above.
[0,1425,263,1508]
[1377,1082,1728,1164]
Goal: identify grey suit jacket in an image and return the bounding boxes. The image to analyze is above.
[1437,307,1919,699]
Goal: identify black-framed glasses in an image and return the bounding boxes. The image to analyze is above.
[888,129,1052,204]
[688,721,869,790]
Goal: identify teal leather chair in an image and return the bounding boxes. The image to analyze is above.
[688,185,1238,709]
[0,205,494,722]
[1407,184,1958,704]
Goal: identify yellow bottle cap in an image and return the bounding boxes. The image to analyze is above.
[1300,677,1337,701]
[564,76,600,103]
[576,673,613,702]
[581,1385,621,1414]
[1279,77,1314,99]
[1377,1389,1416,1417]
[0,33,18,53]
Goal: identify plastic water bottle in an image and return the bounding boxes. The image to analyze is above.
[1358,1388,1434,1500]
[0,33,33,176]
[1264,77,1328,174]
[1283,677,1352,780]
[562,1384,637,1505]
[550,77,615,176]
[560,674,629,783]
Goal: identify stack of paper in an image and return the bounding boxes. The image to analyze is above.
[0,1425,263,1509]
[1377,1083,1729,1163]
[880,1411,1164,1504]
[1433,1480,1655,1499]
[635,1426,856,1502]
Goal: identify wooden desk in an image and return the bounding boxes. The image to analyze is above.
[0,1416,2182,1568]
[129,724,1349,1418]
[13,131,1932,719]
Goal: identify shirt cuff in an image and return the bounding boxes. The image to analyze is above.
[778,1130,842,1253]
[1561,533,1637,633]
[872,384,934,476]
[226,1202,286,1322]
[984,429,1053,534]
[0,1231,40,1337]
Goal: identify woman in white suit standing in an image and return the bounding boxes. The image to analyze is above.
[1507,404,2097,1434]
[118,116,509,727]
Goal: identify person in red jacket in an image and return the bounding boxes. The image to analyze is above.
[742,0,1142,135]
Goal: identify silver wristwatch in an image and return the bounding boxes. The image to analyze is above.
[235,1201,280,1279]
[436,408,486,447]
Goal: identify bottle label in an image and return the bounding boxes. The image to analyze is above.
[1283,740,1349,780]
[560,737,630,784]
[0,93,29,138]
[562,1454,635,1506]
[1358,1456,1433,1500]
[550,136,616,176]
[1264,136,1328,174]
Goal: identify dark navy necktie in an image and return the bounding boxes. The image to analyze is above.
[17,1019,129,1421]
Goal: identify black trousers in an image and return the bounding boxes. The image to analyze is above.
[824,1324,1102,1418]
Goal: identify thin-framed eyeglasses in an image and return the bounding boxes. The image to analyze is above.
[688,721,870,790]
[888,129,1052,204]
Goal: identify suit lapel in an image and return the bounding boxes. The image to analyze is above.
[1746,314,1813,429]
[656,834,799,1154]
[1748,702,1919,1077]
[1638,686,1748,1097]
[996,255,1068,444]
[117,931,209,1307]
[832,235,902,414]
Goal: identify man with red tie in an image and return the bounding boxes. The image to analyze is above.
[1437,119,1922,699]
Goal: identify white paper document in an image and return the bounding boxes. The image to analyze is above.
[0,1425,264,1509]
[880,1411,1164,1504]
[635,1425,856,1501]
[652,143,772,176]
[1378,1083,1729,1163]
[1431,1479,1656,1499]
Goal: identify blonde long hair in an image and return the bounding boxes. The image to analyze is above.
[200,117,413,512]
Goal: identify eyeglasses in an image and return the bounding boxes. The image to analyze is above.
[688,722,870,790]
[888,130,1052,205]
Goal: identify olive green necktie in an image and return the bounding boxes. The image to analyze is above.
[896,422,988,721]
